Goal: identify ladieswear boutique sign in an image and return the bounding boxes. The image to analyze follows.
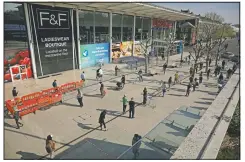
[31,4,73,76]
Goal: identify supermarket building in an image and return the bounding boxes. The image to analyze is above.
[4,2,197,81]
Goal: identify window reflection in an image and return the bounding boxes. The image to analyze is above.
[112,13,122,43]
[79,10,94,44]
[95,12,109,43]
[122,15,133,41]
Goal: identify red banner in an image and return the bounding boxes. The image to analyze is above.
[152,19,173,28]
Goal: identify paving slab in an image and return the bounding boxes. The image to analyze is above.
[4,53,231,159]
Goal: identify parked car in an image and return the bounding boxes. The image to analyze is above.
[229,55,239,63]
[221,52,234,59]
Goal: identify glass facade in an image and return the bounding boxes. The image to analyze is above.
[4,3,179,79]
[79,10,94,44]
[4,2,33,82]
[135,16,142,41]
[95,12,109,43]
[122,15,134,41]
[112,13,122,43]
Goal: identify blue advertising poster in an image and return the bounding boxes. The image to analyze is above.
[80,43,110,69]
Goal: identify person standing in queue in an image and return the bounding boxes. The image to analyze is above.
[100,82,105,97]
[189,66,193,75]
[143,87,147,105]
[129,98,135,118]
[219,72,224,83]
[138,69,143,82]
[122,95,128,113]
[132,134,142,159]
[222,60,226,70]
[209,58,212,67]
[174,71,179,84]
[81,71,86,81]
[168,76,172,88]
[189,76,194,84]
[77,89,83,107]
[13,110,23,129]
[162,82,167,97]
[227,68,233,79]
[52,80,57,88]
[45,135,55,159]
[115,65,119,76]
[121,75,126,88]
[199,72,203,84]
[99,110,107,131]
[186,83,191,97]
[12,87,18,98]
[163,63,167,74]
[207,69,211,80]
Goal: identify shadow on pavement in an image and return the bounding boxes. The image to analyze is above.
[4,122,16,129]
[165,123,187,133]
[170,87,186,93]
[190,106,207,110]
[54,138,171,159]
[178,110,202,119]
[62,102,81,107]
[4,128,71,147]
[166,131,186,137]
[167,94,184,97]
[194,101,212,105]
[73,120,99,130]
[16,151,42,160]
[84,94,102,98]
[199,97,215,101]
[96,109,122,116]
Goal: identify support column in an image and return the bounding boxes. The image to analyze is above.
[109,12,113,62]
[76,9,81,69]
[121,14,123,42]
[24,3,37,79]
[173,21,177,39]
[71,9,75,70]
[93,11,95,44]
[132,15,136,56]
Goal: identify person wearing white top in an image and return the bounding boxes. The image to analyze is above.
[81,71,85,81]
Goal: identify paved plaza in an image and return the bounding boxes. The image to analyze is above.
[4,52,235,159]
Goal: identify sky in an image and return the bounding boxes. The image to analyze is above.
[153,3,240,24]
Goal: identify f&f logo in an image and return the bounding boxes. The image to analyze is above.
[37,8,70,29]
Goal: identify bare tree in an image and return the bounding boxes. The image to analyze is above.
[139,37,152,73]
[199,12,224,72]
[164,33,176,66]
[188,41,206,77]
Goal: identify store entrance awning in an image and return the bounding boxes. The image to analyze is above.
[33,2,197,21]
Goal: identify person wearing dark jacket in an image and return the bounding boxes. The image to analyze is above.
[99,110,107,131]
[227,68,233,79]
[189,76,193,84]
[13,110,23,129]
[222,60,226,70]
[199,72,203,84]
[52,80,57,88]
[168,77,172,88]
[100,82,104,96]
[115,65,119,76]
[143,87,147,105]
[163,63,167,74]
[132,134,142,159]
[209,58,212,66]
[12,87,18,98]
[186,83,191,97]
[129,98,135,118]
[77,89,83,107]
[121,75,126,87]
[207,69,211,80]
[46,134,55,159]
[219,73,224,83]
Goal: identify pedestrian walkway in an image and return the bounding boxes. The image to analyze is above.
[4,52,229,159]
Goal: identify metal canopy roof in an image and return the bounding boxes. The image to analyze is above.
[33,2,197,21]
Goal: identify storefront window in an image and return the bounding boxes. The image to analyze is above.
[142,18,151,40]
[4,3,33,82]
[79,10,94,44]
[112,13,122,43]
[122,15,133,41]
[135,16,142,41]
[95,12,109,43]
